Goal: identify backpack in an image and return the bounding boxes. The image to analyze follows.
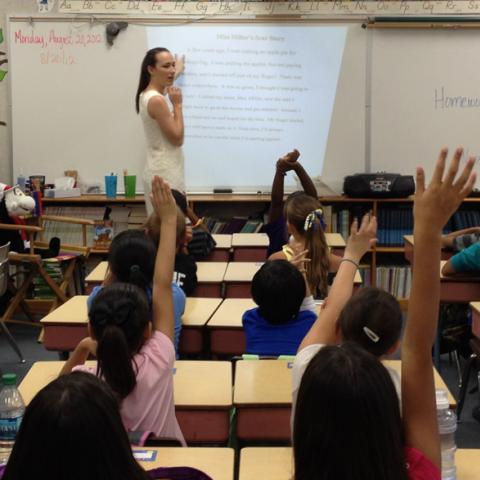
[187,227,216,260]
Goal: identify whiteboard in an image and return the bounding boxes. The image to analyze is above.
[8,19,365,193]
[371,29,480,181]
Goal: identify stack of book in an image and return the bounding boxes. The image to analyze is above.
[32,261,63,299]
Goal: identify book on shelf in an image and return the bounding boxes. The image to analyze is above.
[359,265,371,288]
[322,205,333,233]
[377,206,413,247]
[375,265,411,299]
[42,205,147,249]
[330,205,370,239]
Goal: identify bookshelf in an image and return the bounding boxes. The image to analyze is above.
[40,194,480,301]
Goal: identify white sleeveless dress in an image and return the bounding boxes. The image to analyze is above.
[139,90,185,215]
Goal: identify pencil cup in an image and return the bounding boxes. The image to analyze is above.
[105,175,117,199]
[123,175,136,198]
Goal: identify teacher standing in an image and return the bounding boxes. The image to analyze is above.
[135,48,185,215]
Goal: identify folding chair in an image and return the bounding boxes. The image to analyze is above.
[0,242,26,362]
[0,217,93,362]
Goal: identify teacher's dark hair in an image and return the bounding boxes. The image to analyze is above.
[135,47,170,113]
[2,372,150,480]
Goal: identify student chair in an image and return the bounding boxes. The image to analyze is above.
[457,337,480,421]
[0,242,26,362]
[0,216,93,362]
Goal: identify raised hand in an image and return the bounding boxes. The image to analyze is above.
[150,176,177,223]
[276,149,300,173]
[414,147,476,232]
[344,213,377,262]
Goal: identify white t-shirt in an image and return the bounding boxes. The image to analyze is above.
[291,343,401,427]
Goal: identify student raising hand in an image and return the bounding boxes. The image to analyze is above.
[150,176,178,341]
[150,175,177,223]
[298,213,377,349]
[403,147,476,469]
[414,147,476,230]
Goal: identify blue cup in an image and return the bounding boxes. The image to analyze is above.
[105,175,117,198]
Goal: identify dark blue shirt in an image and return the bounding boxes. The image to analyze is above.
[242,307,317,356]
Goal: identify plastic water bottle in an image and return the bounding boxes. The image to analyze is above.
[0,374,25,465]
[16,175,26,192]
[436,389,457,480]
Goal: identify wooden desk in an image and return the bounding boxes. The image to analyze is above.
[233,359,292,441]
[440,261,480,303]
[404,234,453,264]
[40,296,223,355]
[205,234,232,262]
[19,360,232,444]
[40,295,89,351]
[223,262,263,298]
[325,232,346,256]
[179,297,223,354]
[136,447,234,480]
[86,261,229,298]
[207,298,256,356]
[232,233,269,262]
[383,360,456,408]
[85,261,108,292]
[239,447,480,480]
[232,359,455,441]
[239,447,293,480]
[191,262,228,298]
[173,360,232,443]
[469,301,480,340]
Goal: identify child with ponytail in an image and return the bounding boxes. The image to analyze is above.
[61,176,185,445]
[269,194,342,298]
[87,227,186,351]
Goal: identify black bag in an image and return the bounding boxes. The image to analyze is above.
[187,227,217,260]
[343,173,415,198]
[439,304,472,358]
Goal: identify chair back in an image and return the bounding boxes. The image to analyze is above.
[0,242,10,296]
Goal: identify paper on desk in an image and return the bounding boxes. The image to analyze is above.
[133,450,157,462]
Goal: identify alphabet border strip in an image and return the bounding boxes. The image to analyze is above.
[57,1,480,17]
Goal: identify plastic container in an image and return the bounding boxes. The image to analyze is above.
[436,389,457,480]
[104,175,117,199]
[16,175,26,192]
[0,373,25,465]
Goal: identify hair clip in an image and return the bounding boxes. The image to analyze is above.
[304,209,327,232]
[304,212,316,231]
[363,326,380,343]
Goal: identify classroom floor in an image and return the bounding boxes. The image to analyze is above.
[1,322,479,449]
